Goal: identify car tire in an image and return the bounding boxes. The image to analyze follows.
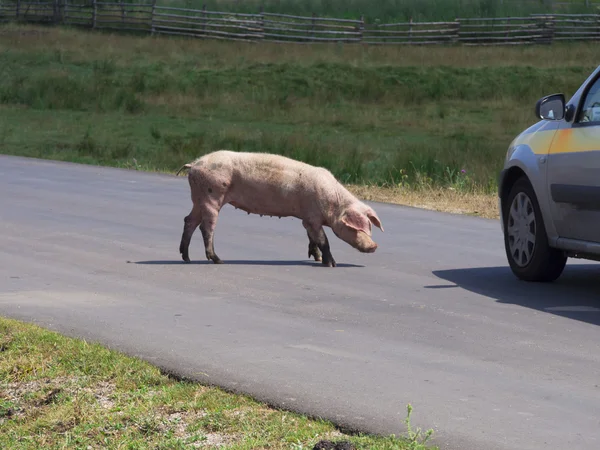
[502,176,567,282]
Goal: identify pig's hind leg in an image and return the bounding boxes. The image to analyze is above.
[180,205,203,263]
[199,206,223,264]
[179,202,223,264]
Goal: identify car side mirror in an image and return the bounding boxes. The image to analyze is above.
[535,93,565,121]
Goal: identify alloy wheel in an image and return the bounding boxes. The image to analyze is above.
[507,191,536,267]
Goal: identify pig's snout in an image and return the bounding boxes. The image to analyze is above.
[363,242,378,253]
[355,232,378,253]
[360,241,378,253]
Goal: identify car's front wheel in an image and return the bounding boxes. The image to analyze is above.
[503,176,567,282]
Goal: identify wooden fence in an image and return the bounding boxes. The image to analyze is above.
[1,1,600,45]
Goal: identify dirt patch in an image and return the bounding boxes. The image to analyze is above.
[163,412,236,448]
[200,432,236,448]
[0,377,67,423]
[1,377,72,403]
[0,376,117,423]
[346,184,499,220]
[85,380,116,410]
[152,407,235,447]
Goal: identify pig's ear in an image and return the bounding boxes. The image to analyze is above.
[365,207,384,232]
[341,208,372,236]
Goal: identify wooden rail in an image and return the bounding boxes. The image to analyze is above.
[1,1,600,45]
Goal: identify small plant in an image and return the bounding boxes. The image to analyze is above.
[403,403,434,450]
[444,166,474,191]
[394,168,410,188]
[122,158,141,171]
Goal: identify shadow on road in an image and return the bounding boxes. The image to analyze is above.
[431,264,600,326]
[132,260,364,268]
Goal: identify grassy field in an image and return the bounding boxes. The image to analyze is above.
[0,317,435,450]
[165,0,594,22]
[0,23,596,218]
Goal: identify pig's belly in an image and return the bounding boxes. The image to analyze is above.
[226,187,304,218]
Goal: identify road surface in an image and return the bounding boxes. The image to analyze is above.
[1,154,599,450]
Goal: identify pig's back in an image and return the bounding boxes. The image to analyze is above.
[226,151,329,218]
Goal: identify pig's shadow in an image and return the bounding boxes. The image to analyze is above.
[131,260,364,268]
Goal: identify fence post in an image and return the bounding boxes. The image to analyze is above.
[259,5,264,41]
[359,14,364,43]
[16,0,20,20]
[548,15,555,45]
[63,0,68,26]
[53,0,58,24]
[92,0,96,29]
[202,4,206,37]
[409,17,413,44]
[150,0,156,35]
[535,15,555,45]
[311,12,316,42]
[454,17,460,45]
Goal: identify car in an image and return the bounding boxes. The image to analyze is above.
[498,64,600,282]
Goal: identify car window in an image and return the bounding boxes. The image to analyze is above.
[578,76,600,123]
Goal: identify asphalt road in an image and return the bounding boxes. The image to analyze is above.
[1,154,600,450]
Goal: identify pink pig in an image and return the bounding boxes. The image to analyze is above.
[176,150,384,267]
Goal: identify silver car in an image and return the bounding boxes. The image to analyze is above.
[499,64,600,282]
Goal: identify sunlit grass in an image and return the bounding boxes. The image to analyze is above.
[0,316,436,449]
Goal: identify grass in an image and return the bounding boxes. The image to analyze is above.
[0,316,436,449]
[1,24,596,218]
[163,0,594,23]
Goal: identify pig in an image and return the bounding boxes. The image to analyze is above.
[176,150,384,267]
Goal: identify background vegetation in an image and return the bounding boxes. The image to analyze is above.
[166,0,596,22]
[0,24,595,194]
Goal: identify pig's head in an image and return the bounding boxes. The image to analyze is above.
[332,204,384,253]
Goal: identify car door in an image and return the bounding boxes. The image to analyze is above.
[546,74,600,243]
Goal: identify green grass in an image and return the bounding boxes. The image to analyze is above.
[163,0,593,23]
[0,24,596,195]
[0,316,435,449]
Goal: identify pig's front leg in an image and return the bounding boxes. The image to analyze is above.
[306,232,322,262]
[303,220,336,267]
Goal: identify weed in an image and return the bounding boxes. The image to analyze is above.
[403,404,434,450]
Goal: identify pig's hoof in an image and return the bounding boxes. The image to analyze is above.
[322,258,336,268]
[181,251,191,263]
[211,255,223,264]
